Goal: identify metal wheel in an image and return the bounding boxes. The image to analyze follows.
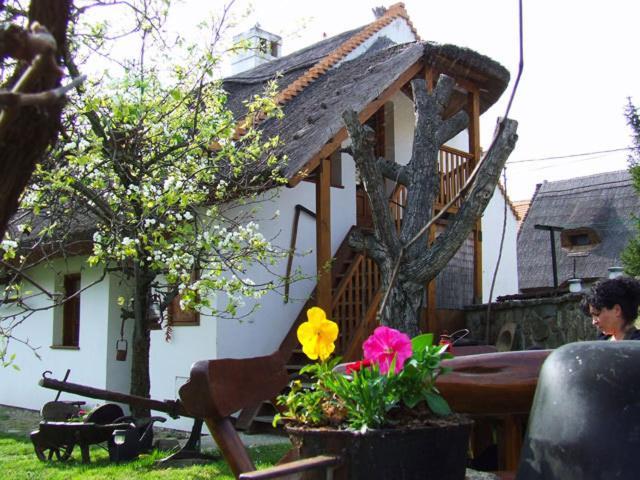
[33,442,74,462]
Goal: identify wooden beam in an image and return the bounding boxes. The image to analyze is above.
[468,88,483,303]
[289,61,424,187]
[425,67,435,92]
[316,157,332,312]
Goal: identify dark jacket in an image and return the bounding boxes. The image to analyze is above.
[598,328,640,341]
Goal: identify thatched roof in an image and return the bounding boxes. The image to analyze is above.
[224,39,509,181]
[517,171,640,290]
[220,2,510,183]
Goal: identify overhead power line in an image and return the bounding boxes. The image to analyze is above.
[507,147,632,164]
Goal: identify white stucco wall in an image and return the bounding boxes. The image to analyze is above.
[148,155,357,430]
[0,259,113,412]
[481,189,519,301]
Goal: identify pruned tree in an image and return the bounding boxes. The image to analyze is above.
[343,75,518,337]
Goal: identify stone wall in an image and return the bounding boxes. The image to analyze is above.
[464,293,598,350]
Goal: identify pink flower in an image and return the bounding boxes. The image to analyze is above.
[363,326,412,374]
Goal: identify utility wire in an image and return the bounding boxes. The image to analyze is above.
[485,168,509,343]
[507,147,632,164]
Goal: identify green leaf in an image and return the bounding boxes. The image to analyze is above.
[272,413,281,428]
[411,333,433,355]
[425,392,452,416]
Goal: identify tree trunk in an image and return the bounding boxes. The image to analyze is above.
[380,277,424,338]
[130,264,153,417]
[0,0,71,238]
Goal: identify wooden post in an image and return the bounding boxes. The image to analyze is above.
[425,68,435,92]
[468,88,483,304]
[316,157,332,312]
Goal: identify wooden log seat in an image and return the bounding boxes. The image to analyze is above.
[437,350,551,415]
[436,350,552,474]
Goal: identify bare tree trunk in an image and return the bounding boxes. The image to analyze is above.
[343,74,518,336]
[380,277,424,337]
[130,264,153,417]
[0,0,71,238]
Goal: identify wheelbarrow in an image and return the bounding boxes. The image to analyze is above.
[30,400,165,463]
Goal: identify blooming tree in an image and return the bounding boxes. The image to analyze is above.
[1,0,288,413]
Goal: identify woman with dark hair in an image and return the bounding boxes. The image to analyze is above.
[581,276,640,341]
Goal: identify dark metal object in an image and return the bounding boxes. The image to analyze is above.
[30,403,135,463]
[518,341,640,479]
[39,374,186,418]
[534,224,564,288]
[38,371,214,463]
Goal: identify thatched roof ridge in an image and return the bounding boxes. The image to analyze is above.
[517,170,640,290]
[223,27,363,118]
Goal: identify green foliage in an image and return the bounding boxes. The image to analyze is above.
[622,99,640,276]
[276,333,452,431]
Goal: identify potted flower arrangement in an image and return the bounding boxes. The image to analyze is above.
[275,307,472,480]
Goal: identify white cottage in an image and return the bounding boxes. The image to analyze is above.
[0,3,519,430]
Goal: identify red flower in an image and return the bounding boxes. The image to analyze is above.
[345,359,372,374]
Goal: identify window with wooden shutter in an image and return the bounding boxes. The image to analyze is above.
[62,274,81,347]
[167,272,200,326]
[167,295,200,326]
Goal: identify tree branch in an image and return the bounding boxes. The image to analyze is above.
[0,22,56,62]
[0,74,85,107]
[407,118,519,283]
[69,178,116,222]
[347,228,387,263]
[401,76,456,243]
[342,109,401,253]
[437,109,469,146]
[377,157,409,185]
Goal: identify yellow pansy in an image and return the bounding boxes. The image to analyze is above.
[297,307,339,361]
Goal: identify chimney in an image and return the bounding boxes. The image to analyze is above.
[231,24,282,75]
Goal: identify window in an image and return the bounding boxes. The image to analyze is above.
[330,150,343,188]
[167,271,200,327]
[560,227,601,253]
[167,295,200,326]
[53,274,81,348]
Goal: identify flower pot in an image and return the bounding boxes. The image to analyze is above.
[286,414,473,480]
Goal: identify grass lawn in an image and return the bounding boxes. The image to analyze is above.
[0,432,290,479]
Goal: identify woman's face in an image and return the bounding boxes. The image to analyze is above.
[589,304,624,336]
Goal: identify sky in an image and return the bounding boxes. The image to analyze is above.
[174,0,640,201]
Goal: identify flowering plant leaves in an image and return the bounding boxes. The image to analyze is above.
[277,308,454,430]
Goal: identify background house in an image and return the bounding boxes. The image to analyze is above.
[0,3,520,430]
[518,170,639,292]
